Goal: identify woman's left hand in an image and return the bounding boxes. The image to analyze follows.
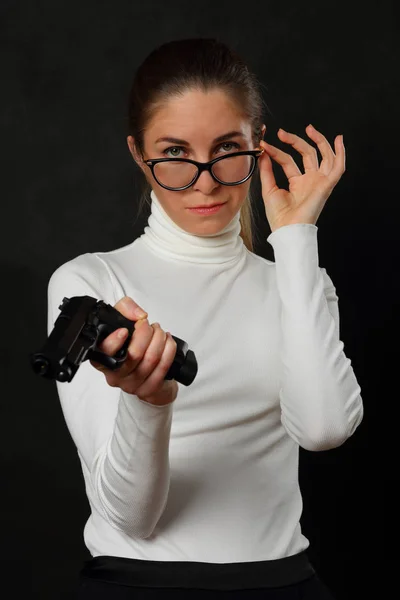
[258,125,345,233]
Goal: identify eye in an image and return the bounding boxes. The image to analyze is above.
[220,142,240,153]
[162,141,241,158]
[163,146,184,158]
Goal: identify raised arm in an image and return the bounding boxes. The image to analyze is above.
[268,224,363,451]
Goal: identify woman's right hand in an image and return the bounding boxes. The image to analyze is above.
[89,296,178,406]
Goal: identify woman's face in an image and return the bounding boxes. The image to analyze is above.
[127,88,265,236]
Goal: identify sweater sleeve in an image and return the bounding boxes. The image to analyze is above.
[267,223,364,451]
[47,254,174,538]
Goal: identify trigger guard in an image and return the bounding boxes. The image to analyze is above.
[88,344,128,372]
[113,347,128,367]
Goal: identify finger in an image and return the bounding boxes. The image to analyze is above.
[259,139,302,182]
[127,323,168,386]
[328,135,346,184]
[257,145,280,196]
[135,332,178,399]
[114,295,148,322]
[277,128,320,172]
[111,322,167,391]
[304,125,336,174]
[89,326,130,373]
[90,359,109,373]
[107,318,154,381]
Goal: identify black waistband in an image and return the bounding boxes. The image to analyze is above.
[80,550,316,590]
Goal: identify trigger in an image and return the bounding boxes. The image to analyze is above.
[87,349,118,370]
[114,347,127,360]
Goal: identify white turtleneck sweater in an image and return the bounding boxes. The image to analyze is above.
[47,189,363,563]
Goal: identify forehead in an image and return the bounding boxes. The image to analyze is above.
[147,89,251,140]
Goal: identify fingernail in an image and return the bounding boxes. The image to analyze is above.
[135,318,148,328]
[123,298,147,318]
[118,328,128,339]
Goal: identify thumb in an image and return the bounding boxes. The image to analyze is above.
[115,296,148,321]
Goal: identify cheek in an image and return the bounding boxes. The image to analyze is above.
[231,184,250,205]
[155,190,185,219]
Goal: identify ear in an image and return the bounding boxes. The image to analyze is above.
[127,136,146,173]
[261,123,266,140]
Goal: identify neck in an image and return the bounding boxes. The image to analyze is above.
[139,189,245,264]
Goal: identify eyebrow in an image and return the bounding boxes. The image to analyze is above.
[155,131,246,145]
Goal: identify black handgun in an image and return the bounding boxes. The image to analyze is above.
[30,295,198,386]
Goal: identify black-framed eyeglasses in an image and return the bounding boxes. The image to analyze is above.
[144,149,264,191]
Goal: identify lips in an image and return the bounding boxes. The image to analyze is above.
[189,202,225,209]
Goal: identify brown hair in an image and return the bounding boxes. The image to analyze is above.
[127,38,267,252]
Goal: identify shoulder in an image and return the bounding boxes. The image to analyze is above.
[47,250,118,311]
[243,247,275,268]
[49,251,107,287]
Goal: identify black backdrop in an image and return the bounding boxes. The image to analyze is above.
[1,1,397,598]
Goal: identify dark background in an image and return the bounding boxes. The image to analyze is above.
[1,0,398,598]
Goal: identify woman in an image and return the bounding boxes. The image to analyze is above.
[47,37,363,599]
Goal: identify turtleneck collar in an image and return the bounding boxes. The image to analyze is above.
[139,189,245,264]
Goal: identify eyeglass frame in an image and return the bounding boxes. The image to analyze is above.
[143,149,265,191]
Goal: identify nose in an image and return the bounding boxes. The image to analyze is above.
[192,168,220,193]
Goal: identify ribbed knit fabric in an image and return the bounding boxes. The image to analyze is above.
[47,189,363,563]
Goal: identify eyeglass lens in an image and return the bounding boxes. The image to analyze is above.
[153,154,255,189]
